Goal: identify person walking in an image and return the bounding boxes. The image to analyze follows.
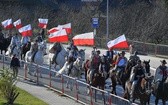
[10,54,20,78]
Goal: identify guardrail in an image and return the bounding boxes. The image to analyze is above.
[0,54,138,105]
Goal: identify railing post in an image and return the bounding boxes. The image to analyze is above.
[155,44,158,56]
[2,51,5,69]
[36,64,39,85]
[90,86,93,105]
[49,59,52,87]
[61,74,64,93]
[108,92,112,105]
[75,79,79,101]
[24,63,27,80]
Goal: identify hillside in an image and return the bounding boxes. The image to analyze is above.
[0,0,167,45]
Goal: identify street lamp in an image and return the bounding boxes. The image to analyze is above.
[106,0,109,43]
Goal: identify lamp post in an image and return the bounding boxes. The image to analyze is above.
[106,0,109,43]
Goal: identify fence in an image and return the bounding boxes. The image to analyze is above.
[0,54,138,105]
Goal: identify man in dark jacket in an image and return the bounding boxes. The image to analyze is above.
[130,60,145,98]
[51,42,62,64]
[10,54,20,77]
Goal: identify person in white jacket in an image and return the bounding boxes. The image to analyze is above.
[21,36,30,47]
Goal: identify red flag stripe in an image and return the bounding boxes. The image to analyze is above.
[15,24,22,29]
[5,24,13,29]
[21,30,32,37]
[111,41,128,49]
[73,39,94,46]
[49,35,68,42]
[65,28,71,34]
[38,23,47,29]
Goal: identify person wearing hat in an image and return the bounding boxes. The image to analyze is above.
[154,60,168,83]
[35,32,43,43]
[129,51,140,65]
[105,49,114,64]
[89,50,101,84]
[115,51,128,81]
[9,33,21,55]
[30,39,39,62]
[130,60,145,99]
[51,42,62,64]
[154,60,168,97]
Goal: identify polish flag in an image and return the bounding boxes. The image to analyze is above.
[48,29,68,42]
[13,19,22,29]
[38,18,48,29]
[107,34,128,49]
[72,32,94,46]
[18,24,32,36]
[58,23,71,34]
[48,26,63,34]
[1,19,13,29]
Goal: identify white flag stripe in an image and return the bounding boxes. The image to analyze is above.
[19,24,31,33]
[73,32,94,39]
[49,29,67,38]
[13,19,21,26]
[38,18,48,24]
[2,19,12,27]
[107,34,126,48]
[58,23,71,28]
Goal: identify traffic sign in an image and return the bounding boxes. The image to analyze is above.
[92,17,99,28]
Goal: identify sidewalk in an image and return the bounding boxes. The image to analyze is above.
[16,79,84,105]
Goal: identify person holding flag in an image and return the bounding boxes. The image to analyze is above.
[35,32,43,43]
[21,36,30,47]
[9,33,21,55]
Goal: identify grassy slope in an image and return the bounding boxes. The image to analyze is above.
[0,87,48,105]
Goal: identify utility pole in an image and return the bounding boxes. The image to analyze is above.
[106,0,109,43]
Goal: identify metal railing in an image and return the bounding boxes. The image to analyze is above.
[0,54,138,105]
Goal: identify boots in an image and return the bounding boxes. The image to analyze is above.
[130,81,136,99]
[52,52,58,64]
[67,62,73,75]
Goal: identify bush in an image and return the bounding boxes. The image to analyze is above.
[0,68,19,105]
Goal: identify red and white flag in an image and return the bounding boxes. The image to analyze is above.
[1,19,13,29]
[18,24,32,36]
[48,26,63,34]
[72,32,94,46]
[48,29,68,42]
[13,19,22,29]
[38,18,48,29]
[107,34,128,49]
[58,23,71,34]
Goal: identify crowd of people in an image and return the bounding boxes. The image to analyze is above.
[0,28,167,102]
[88,46,168,99]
